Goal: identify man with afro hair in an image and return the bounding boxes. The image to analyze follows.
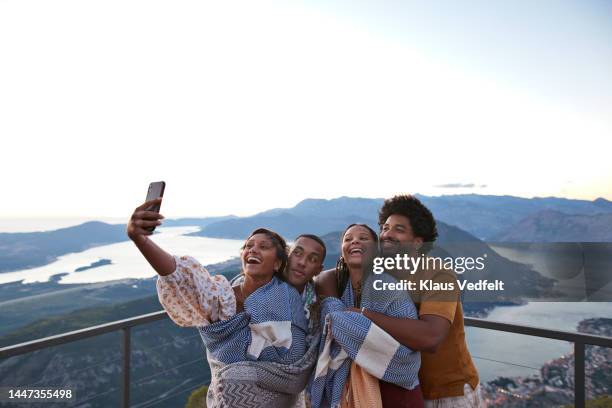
[317,194,483,407]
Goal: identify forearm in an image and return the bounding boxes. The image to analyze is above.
[362,309,445,352]
[132,235,176,276]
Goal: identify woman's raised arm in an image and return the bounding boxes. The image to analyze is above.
[126,198,176,276]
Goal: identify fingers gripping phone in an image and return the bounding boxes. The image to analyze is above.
[145,181,165,232]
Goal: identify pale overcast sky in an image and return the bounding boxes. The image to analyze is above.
[1,0,611,218]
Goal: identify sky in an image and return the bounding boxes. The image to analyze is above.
[1,0,611,218]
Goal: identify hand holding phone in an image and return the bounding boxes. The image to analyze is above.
[144,181,165,232]
[127,182,166,241]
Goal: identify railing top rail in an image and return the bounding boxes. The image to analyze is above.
[2,311,612,360]
[465,317,612,347]
[0,310,168,359]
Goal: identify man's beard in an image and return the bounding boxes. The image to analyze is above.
[380,239,417,257]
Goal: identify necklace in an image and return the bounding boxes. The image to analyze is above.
[353,279,362,307]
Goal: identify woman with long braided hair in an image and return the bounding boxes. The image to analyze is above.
[310,224,423,408]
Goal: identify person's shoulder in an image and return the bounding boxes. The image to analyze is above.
[315,268,336,285]
[314,268,338,297]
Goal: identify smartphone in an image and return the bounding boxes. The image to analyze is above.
[145,181,165,232]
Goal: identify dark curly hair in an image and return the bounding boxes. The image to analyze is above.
[242,228,288,280]
[378,195,438,254]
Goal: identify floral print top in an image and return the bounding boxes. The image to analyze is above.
[156,255,236,327]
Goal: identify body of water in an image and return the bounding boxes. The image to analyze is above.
[468,301,612,382]
[472,242,612,382]
[0,226,243,285]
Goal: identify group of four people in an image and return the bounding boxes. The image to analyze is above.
[127,194,483,408]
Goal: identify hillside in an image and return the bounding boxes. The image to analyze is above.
[0,257,242,408]
[493,211,612,242]
[483,318,612,407]
[189,211,375,240]
[0,296,209,408]
[0,222,128,273]
[0,216,235,274]
[420,194,612,240]
[160,215,238,228]
[0,259,241,339]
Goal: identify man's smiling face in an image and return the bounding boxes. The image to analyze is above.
[379,214,423,256]
[286,237,325,293]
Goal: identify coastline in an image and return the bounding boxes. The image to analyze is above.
[481,317,612,407]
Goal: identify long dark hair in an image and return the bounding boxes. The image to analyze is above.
[242,228,288,281]
[336,223,379,297]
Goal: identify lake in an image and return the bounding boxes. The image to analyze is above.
[0,226,244,285]
[468,301,612,382]
[470,242,612,382]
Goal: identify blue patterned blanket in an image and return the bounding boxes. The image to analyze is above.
[309,273,421,408]
[198,276,312,407]
[198,275,308,364]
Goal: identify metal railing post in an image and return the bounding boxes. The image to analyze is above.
[122,327,131,408]
[574,341,585,408]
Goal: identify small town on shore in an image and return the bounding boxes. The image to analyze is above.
[482,318,612,407]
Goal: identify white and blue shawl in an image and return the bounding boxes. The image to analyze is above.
[309,273,421,408]
[198,276,310,407]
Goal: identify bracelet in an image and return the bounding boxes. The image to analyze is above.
[361,307,366,315]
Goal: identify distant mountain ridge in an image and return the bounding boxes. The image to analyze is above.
[0,221,128,273]
[492,210,612,242]
[192,194,612,241]
[419,194,612,239]
[2,194,611,274]
[190,211,375,240]
[161,215,238,228]
[0,216,238,274]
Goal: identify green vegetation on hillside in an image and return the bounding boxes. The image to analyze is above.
[185,385,208,408]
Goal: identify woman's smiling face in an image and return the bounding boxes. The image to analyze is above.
[341,225,377,269]
[241,233,281,279]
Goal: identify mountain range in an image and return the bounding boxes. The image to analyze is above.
[492,210,612,242]
[3,194,611,275]
[0,215,239,273]
[0,221,128,273]
[190,194,612,241]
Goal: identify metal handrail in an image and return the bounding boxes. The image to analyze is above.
[2,312,612,408]
[0,311,167,358]
[464,317,612,347]
[0,311,167,408]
